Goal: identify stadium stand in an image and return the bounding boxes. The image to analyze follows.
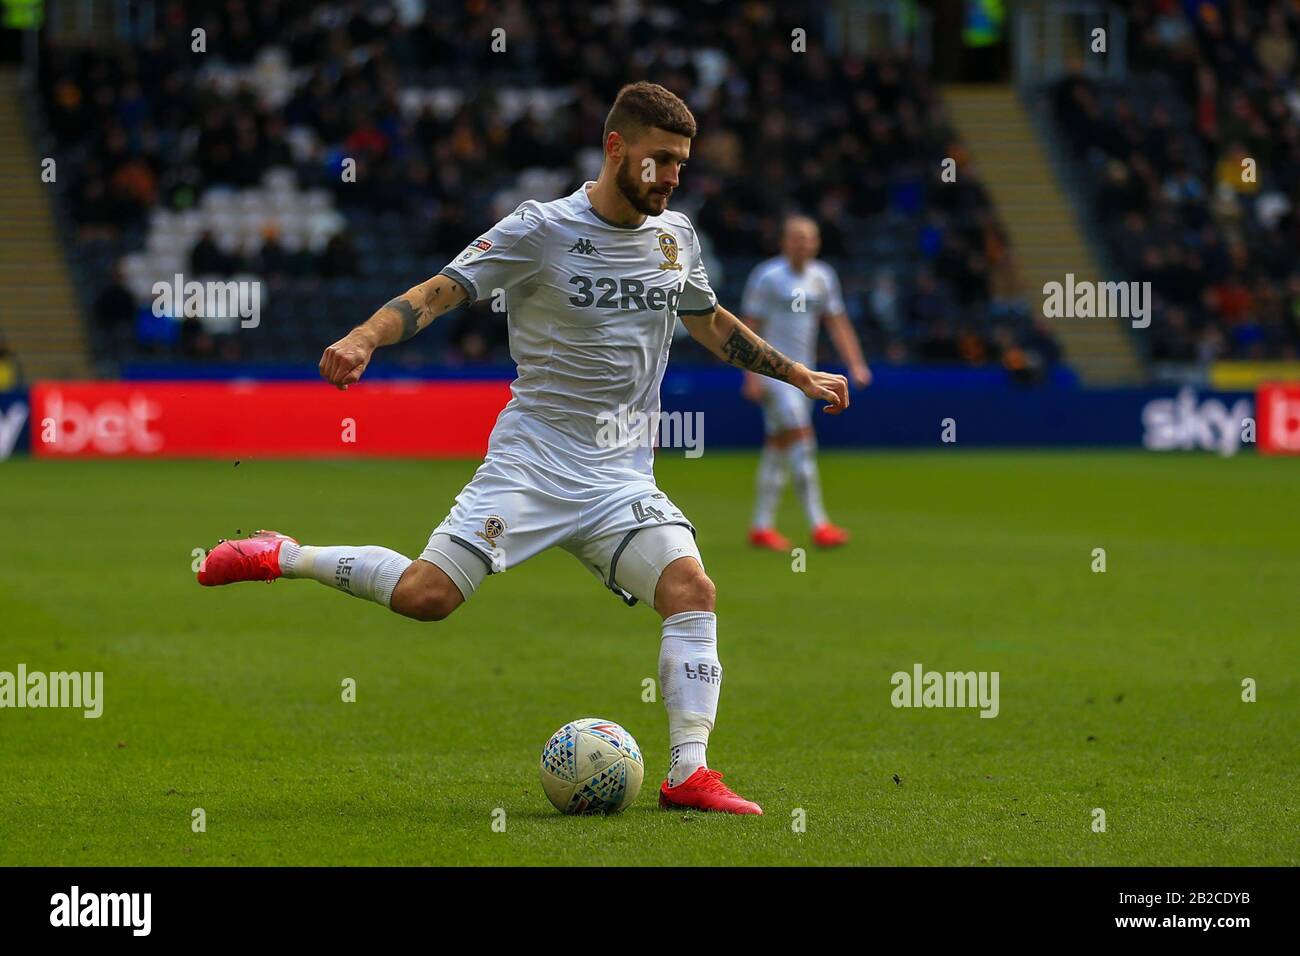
[28,0,1061,379]
[1047,0,1300,370]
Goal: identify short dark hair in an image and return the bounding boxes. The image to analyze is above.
[603,82,697,144]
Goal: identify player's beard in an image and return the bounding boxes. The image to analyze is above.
[615,155,670,216]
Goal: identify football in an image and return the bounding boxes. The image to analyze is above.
[539,718,644,815]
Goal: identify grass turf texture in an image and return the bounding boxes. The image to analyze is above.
[1,451,1296,866]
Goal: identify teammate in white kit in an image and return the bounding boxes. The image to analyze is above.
[741,216,871,551]
[197,83,849,815]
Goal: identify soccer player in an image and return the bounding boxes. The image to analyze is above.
[741,215,871,551]
[197,83,849,815]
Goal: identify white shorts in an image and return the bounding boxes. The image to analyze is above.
[761,379,813,435]
[421,450,698,607]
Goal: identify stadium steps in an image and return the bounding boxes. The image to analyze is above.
[942,85,1142,385]
[0,68,92,381]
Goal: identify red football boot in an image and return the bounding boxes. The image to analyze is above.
[748,527,791,551]
[812,523,850,548]
[659,768,763,815]
[197,530,297,586]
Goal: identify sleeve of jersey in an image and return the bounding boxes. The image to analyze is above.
[439,204,544,304]
[822,264,847,315]
[677,227,718,317]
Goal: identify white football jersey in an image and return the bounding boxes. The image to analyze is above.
[440,182,716,475]
[740,257,845,368]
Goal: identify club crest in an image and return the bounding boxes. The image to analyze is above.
[656,232,682,271]
[475,515,507,548]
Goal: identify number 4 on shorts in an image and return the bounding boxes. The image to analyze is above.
[631,501,666,523]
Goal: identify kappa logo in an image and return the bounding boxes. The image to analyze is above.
[568,238,598,255]
[475,515,507,548]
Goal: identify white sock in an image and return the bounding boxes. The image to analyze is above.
[751,444,788,529]
[280,543,411,608]
[788,438,829,527]
[659,610,720,787]
[669,742,706,784]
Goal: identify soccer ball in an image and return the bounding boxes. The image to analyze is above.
[540,718,644,815]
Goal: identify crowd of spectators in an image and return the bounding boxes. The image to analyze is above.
[1052,0,1300,365]
[42,0,1055,374]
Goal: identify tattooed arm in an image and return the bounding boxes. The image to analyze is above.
[319,274,468,389]
[680,304,850,414]
[739,315,768,404]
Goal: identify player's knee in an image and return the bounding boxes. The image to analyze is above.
[655,558,716,616]
[404,585,462,622]
[391,563,465,622]
[675,569,716,614]
[769,426,810,450]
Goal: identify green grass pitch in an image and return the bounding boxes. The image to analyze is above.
[1,451,1296,866]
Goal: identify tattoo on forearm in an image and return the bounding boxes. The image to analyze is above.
[383,296,423,341]
[721,327,794,380]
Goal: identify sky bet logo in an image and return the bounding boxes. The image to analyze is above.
[50,886,151,936]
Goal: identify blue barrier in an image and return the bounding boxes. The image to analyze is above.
[0,391,30,460]
[657,381,1254,451]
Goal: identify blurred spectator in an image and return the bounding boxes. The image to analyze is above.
[1149,307,1198,362]
[869,272,901,335]
[94,264,136,332]
[918,319,961,362]
[1022,317,1063,368]
[191,231,235,276]
[321,233,360,278]
[907,271,954,328]
[257,226,292,279]
[0,337,21,390]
